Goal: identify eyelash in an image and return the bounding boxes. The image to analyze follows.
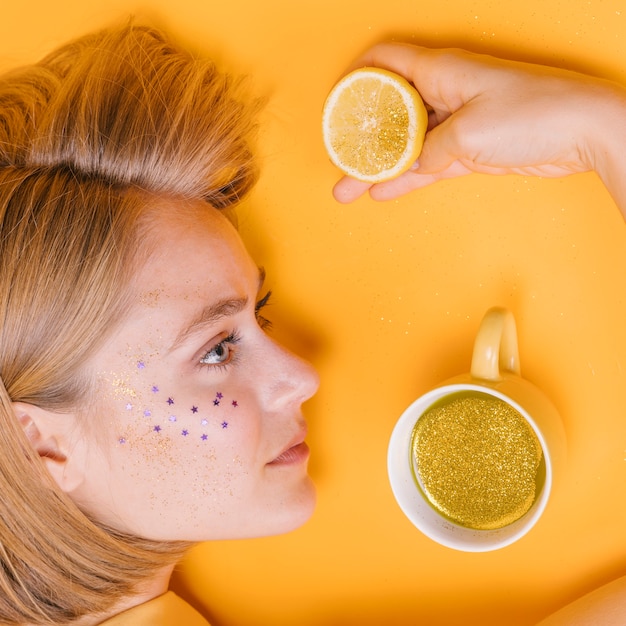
[255,290,273,330]
[199,291,273,370]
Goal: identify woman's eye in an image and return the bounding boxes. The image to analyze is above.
[200,342,230,365]
[200,333,239,366]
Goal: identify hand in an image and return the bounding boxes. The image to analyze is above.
[332,43,626,215]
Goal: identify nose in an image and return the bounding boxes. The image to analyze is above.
[261,338,319,409]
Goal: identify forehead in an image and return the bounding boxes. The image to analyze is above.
[136,199,256,300]
[116,199,259,350]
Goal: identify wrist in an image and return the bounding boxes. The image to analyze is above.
[580,78,626,217]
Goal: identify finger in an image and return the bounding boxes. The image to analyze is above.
[348,43,503,111]
[368,161,473,201]
[331,140,472,204]
[368,170,441,200]
[332,177,372,203]
[345,42,427,79]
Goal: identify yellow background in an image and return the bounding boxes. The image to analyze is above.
[2,0,625,624]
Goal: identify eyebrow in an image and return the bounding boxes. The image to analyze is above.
[168,267,266,353]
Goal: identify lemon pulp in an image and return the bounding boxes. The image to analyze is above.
[322,67,427,183]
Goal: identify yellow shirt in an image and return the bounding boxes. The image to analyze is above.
[101,592,209,625]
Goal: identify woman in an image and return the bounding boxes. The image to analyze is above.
[0,22,317,625]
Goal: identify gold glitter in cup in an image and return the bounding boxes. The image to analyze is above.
[388,308,565,552]
[411,391,545,530]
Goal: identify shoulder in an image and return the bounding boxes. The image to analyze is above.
[537,576,626,625]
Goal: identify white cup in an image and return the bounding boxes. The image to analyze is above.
[387,307,566,552]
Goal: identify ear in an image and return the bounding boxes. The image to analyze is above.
[12,401,87,494]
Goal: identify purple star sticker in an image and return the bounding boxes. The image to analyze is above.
[191,406,198,413]
[213,399,220,406]
[221,421,228,429]
[153,425,161,433]
[181,429,189,437]
[201,433,208,441]
[151,385,159,393]
[167,397,174,405]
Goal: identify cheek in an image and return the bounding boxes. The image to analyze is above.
[97,359,264,497]
[108,385,260,512]
[116,388,245,447]
[101,434,251,538]
[104,365,253,456]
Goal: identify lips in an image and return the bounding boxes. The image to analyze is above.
[268,429,309,466]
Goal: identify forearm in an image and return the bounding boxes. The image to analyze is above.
[578,79,626,220]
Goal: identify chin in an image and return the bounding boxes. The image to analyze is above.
[172,480,318,542]
[263,477,317,538]
[287,478,317,529]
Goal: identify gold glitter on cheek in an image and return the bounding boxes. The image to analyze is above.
[108,373,138,401]
[117,424,175,457]
[139,288,163,308]
[411,392,545,530]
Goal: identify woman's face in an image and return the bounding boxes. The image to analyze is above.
[72,200,319,541]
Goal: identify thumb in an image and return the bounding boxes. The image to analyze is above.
[415,118,460,174]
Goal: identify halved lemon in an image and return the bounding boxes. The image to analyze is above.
[322,67,428,183]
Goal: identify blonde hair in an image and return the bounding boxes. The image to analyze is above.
[0,22,260,623]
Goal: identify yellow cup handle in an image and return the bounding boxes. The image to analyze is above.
[470,307,521,381]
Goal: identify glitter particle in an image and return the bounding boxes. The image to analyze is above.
[411,391,544,530]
